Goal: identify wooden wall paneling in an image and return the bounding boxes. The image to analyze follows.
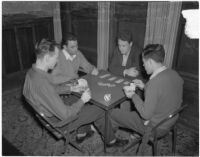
[70,2,98,66]
[2,29,21,74]
[60,2,72,37]
[14,27,23,71]
[17,26,35,69]
[34,18,54,42]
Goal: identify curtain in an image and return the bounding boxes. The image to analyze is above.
[144,2,182,67]
[97,2,110,70]
[53,2,62,43]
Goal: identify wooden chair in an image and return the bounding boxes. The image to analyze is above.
[25,98,85,155]
[123,104,187,156]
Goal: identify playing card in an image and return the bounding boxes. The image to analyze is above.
[99,74,111,79]
[123,81,130,85]
[115,79,124,84]
[108,77,117,81]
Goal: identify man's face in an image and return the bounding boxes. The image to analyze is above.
[142,58,153,75]
[47,47,59,70]
[64,40,78,55]
[118,39,132,55]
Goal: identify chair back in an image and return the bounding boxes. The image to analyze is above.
[137,104,188,155]
[152,104,188,132]
[25,98,78,139]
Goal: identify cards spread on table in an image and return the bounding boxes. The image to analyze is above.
[115,79,124,84]
[123,81,130,85]
[99,74,111,79]
[108,77,117,81]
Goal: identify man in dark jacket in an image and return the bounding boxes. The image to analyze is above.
[109,30,142,79]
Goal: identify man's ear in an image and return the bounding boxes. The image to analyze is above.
[130,42,133,47]
[43,54,49,63]
[149,58,155,66]
[63,45,67,50]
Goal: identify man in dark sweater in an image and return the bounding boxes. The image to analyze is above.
[110,44,183,136]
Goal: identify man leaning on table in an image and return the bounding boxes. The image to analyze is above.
[110,44,183,140]
[109,30,142,79]
[108,30,143,111]
[51,33,99,84]
[23,39,128,147]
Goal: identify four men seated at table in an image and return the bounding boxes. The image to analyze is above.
[23,32,183,152]
[23,39,128,148]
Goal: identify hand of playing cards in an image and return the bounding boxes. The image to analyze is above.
[123,83,136,98]
[71,78,89,93]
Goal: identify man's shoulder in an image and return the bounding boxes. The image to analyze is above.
[151,69,183,85]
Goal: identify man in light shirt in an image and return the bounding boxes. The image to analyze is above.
[110,44,183,145]
[51,33,99,84]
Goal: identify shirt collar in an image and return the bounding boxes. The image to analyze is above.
[32,64,53,82]
[123,49,131,57]
[62,49,76,61]
[150,66,167,80]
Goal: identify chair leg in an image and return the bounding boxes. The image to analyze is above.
[153,138,158,156]
[69,140,84,153]
[172,126,177,155]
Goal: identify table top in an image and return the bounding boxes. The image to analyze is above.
[73,70,131,110]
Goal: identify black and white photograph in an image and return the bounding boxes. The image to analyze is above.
[1,1,199,156]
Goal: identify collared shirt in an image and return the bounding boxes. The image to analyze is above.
[150,66,167,80]
[62,49,76,61]
[122,50,131,66]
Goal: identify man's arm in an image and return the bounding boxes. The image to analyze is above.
[108,49,125,76]
[131,82,158,120]
[78,51,95,74]
[40,81,84,120]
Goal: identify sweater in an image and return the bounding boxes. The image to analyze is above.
[132,69,183,129]
[23,65,84,121]
[51,50,95,84]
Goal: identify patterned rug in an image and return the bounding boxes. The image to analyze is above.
[2,89,199,156]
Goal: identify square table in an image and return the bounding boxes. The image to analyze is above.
[72,70,132,152]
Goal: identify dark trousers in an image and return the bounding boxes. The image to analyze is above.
[110,108,146,135]
[68,104,116,144]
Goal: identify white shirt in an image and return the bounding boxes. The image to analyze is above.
[62,49,76,61]
[150,66,167,80]
[122,50,130,66]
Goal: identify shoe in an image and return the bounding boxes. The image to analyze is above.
[76,130,95,144]
[106,138,129,148]
[130,133,141,140]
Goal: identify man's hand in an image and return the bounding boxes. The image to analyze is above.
[70,85,81,93]
[124,89,135,98]
[91,68,99,76]
[132,79,145,90]
[124,67,139,77]
[123,86,135,98]
[81,88,91,103]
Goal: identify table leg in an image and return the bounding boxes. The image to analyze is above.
[104,110,108,153]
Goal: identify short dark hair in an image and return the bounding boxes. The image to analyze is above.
[142,44,165,63]
[118,30,132,43]
[35,39,59,59]
[61,33,77,48]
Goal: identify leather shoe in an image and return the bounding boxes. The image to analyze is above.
[76,130,95,144]
[106,138,129,148]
